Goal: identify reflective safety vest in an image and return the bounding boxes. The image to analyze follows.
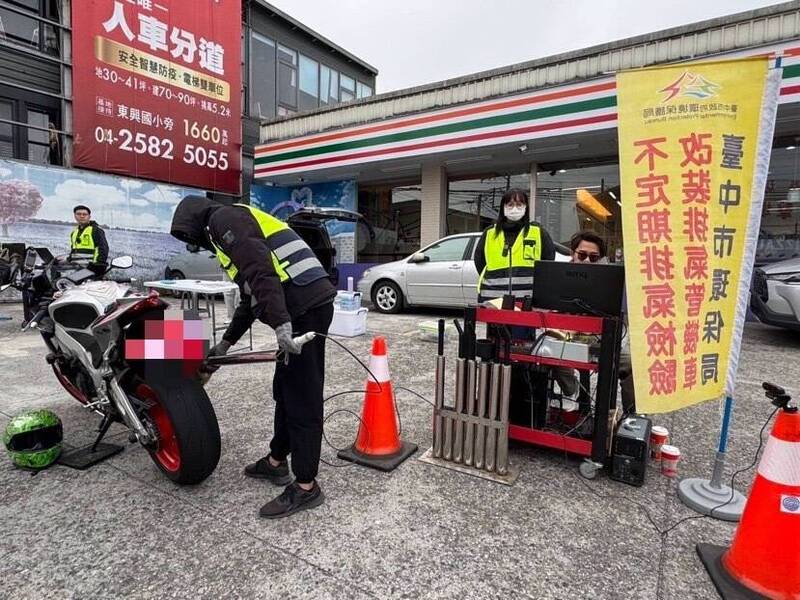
[477,225,543,300]
[209,204,328,286]
[70,226,98,261]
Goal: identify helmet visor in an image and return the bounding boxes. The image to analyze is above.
[7,423,63,452]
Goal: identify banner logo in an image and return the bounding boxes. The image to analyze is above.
[659,71,721,103]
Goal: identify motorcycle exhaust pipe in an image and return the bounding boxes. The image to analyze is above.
[433,320,446,458]
[445,357,464,461]
[485,362,502,472]
[454,359,475,463]
[496,363,512,475]
[107,378,153,445]
[474,362,490,470]
[468,360,489,466]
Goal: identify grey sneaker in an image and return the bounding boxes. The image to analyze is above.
[259,481,325,519]
[243,455,292,486]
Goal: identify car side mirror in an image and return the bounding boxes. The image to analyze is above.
[410,252,429,263]
[110,256,133,269]
[186,243,200,253]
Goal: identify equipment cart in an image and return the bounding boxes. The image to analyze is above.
[464,305,624,479]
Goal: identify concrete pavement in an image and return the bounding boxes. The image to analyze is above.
[1,300,798,600]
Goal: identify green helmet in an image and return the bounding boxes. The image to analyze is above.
[3,409,63,470]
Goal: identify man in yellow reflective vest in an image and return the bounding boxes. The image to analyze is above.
[69,205,109,268]
[171,196,336,519]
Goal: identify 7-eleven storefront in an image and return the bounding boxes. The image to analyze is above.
[254,27,800,273]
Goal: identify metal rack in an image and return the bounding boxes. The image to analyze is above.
[466,306,624,468]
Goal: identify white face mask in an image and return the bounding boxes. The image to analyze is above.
[505,206,526,222]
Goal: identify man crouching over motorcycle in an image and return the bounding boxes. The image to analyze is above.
[170,196,335,519]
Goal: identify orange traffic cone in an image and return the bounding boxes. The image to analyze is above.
[337,336,417,471]
[698,407,800,599]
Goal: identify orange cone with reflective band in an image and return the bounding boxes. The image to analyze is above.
[698,408,800,599]
[337,336,417,471]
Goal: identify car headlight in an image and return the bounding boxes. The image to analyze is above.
[361,269,371,279]
[768,272,800,284]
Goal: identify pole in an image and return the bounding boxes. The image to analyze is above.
[678,394,747,522]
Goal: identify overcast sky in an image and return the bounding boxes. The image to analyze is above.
[269,0,784,92]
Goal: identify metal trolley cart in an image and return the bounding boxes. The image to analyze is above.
[464,305,624,479]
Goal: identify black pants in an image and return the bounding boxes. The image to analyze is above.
[269,301,333,483]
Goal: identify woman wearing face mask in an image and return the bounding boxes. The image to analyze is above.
[474,188,555,303]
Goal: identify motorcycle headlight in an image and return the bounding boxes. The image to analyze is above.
[55,278,75,292]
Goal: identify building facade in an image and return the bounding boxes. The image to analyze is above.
[254,2,800,270]
[0,0,376,198]
[0,0,375,279]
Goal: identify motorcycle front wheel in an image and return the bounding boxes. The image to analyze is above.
[135,378,221,485]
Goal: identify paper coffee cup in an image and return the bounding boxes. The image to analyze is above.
[661,444,680,477]
[650,425,669,460]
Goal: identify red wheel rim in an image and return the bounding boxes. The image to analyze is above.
[136,384,181,472]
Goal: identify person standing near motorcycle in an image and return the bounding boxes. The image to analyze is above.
[69,205,108,272]
[170,196,335,519]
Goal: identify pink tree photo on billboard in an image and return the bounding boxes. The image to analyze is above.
[71,0,242,195]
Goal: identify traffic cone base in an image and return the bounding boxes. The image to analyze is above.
[336,336,417,471]
[696,544,765,600]
[337,440,418,472]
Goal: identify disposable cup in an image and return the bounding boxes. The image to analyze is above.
[650,425,669,460]
[661,445,681,478]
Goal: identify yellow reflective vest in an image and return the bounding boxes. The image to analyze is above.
[209,204,328,286]
[478,225,543,300]
[70,225,98,261]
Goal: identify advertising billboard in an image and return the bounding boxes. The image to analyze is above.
[72,0,241,195]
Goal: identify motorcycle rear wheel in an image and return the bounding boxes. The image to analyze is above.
[136,379,221,485]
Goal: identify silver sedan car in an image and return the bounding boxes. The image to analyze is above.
[358,232,571,313]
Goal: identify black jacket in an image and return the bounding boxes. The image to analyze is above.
[71,220,109,264]
[170,196,336,342]
[473,221,555,275]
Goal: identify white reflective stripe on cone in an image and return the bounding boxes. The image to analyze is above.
[368,354,390,383]
[758,436,800,486]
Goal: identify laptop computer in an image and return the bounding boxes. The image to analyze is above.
[533,260,625,316]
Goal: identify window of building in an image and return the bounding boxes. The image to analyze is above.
[447,173,530,235]
[0,3,59,56]
[357,82,373,99]
[0,100,13,159]
[0,95,61,164]
[298,54,319,111]
[340,74,355,102]
[759,143,800,264]
[249,31,276,118]
[320,65,339,105]
[358,183,421,262]
[536,163,620,252]
[277,44,297,111]
[25,108,54,164]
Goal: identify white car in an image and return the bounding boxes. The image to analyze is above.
[358,232,571,313]
[751,256,800,332]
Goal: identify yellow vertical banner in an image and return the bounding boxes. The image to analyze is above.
[618,57,780,413]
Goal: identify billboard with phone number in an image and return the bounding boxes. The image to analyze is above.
[72,0,241,195]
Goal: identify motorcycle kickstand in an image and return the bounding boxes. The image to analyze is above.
[90,415,114,453]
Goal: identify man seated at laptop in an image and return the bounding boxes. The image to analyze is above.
[569,231,635,415]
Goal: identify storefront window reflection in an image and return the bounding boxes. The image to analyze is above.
[536,163,621,255]
[760,143,800,264]
[447,174,530,235]
[358,183,421,262]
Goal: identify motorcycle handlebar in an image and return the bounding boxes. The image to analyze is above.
[24,307,49,330]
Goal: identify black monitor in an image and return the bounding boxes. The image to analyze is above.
[533,261,625,317]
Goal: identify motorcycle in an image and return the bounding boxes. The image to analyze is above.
[2,247,221,484]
